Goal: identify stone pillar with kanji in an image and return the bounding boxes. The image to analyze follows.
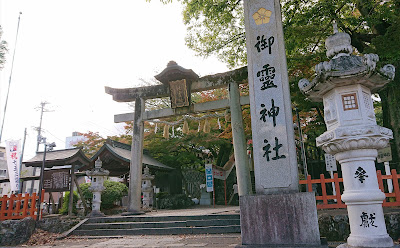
[86,158,110,217]
[240,0,324,246]
[299,22,396,248]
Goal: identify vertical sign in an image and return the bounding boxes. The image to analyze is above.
[5,140,21,192]
[324,154,337,171]
[244,0,298,193]
[205,163,214,192]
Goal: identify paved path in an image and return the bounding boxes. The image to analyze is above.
[24,234,242,248]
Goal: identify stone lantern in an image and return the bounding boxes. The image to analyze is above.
[299,23,395,248]
[141,166,155,210]
[86,158,110,217]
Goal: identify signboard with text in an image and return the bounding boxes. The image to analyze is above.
[377,146,392,163]
[244,0,298,193]
[205,164,214,192]
[324,154,337,171]
[43,169,71,192]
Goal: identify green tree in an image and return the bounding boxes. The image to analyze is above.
[79,180,128,210]
[58,191,79,215]
[0,26,7,70]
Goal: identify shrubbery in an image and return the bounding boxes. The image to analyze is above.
[79,180,128,210]
[156,193,194,209]
[59,191,79,215]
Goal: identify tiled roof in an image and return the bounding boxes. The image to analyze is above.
[23,148,90,169]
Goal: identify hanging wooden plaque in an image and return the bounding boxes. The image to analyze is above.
[169,79,190,108]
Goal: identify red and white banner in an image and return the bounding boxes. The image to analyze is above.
[5,140,21,192]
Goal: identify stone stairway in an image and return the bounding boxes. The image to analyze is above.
[71,214,241,236]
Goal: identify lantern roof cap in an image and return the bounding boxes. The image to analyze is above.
[297,22,395,101]
[155,61,199,85]
[325,21,353,59]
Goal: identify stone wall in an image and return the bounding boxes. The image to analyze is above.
[0,217,36,246]
[318,211,400,241]
[36,216,81,233]
[0,216,81,246]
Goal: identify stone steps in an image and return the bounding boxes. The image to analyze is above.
[72,214,241,236]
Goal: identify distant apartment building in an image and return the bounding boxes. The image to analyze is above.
[65,132,87,149]
[0,146,11,196]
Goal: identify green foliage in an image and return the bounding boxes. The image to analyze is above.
[59,191,79,215]
[102,180,128,209]
[144,128,233,170]
[79,182,92,206]
[156,193,194,209]
[79,180,128,210]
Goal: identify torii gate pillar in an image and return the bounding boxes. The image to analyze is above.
[124,97,145,215]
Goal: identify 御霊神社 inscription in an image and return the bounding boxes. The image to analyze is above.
[244,0,298,193]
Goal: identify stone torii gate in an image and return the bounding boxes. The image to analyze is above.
[106,61,253,214]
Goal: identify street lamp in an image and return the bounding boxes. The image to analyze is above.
[36,136,56,221]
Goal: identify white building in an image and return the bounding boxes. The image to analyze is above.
[65,132,87,149]
[0,146,11,196]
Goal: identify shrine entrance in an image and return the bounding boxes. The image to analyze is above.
[106,61,253,214]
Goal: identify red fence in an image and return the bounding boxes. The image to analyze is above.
[0,190,45,221]
[299,169,400,209]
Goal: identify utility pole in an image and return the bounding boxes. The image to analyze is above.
[35,101,50,152]
[29,101,51,193]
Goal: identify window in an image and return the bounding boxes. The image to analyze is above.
[342,93,358,111]
[0,169,6,177]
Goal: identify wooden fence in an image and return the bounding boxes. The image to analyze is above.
[0,190,45,221]
[299,169,400,209]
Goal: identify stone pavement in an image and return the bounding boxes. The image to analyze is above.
[23,234,242,247]
[125,205,240,217]
[17,205,353,247]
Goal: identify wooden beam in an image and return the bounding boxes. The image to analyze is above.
[74,177,89,214]
[68,164,75,217]
[114,95,250,123]
[105,66,248,102]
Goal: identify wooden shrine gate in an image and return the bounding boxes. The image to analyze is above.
[106,61,252,214]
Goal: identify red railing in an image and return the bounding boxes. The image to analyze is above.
[299,169,400,209]
[0,190,45,220]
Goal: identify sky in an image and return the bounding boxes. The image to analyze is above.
[0,0,229,159]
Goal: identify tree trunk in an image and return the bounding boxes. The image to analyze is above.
[379,77,400,171]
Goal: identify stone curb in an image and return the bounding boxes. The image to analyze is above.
[56,218,89,240]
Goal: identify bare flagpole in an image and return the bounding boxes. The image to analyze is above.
[0,12,22,143]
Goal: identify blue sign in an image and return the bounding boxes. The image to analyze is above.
[205,164,213,192]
